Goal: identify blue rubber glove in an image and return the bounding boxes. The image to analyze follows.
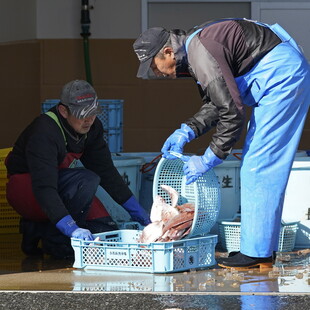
[71,228,94,241]
[182,147,223,185]
[161,123,195,159]
[122,196,151,226]
[56,215,94,241]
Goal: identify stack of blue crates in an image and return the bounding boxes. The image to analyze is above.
[41,99,123,152]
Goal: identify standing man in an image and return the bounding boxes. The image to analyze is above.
[133,18,310,268]
[6,80,150,258]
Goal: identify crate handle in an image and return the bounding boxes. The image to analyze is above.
[103,233,119,240]
[120,221,143,230]
[232,152,242,160]
[140,154,162,173]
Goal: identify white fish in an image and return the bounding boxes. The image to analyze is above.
[137,221,164,243]
[138,185,194,243]
[150,195,167,222]
[160,184,179,207]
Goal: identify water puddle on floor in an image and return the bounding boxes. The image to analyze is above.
[70,251,309,293]
[0,233,309,293]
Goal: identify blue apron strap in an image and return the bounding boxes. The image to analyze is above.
[245,19,302,54]
[185,28,202,53]
[268,24,302,54]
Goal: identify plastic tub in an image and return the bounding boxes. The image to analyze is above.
[95,155,145,226]
[76,156,145,226]
[114,152,162,212]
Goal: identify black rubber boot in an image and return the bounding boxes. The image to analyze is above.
[41,222,74,260]
[20,218,45,256]
[217,252,273,269]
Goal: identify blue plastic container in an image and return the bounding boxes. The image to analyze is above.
[41,99,123,152]
[71,230,217,273]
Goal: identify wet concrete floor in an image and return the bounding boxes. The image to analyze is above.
[0,233,309,309]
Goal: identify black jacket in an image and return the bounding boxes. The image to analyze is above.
[6,106,132,223]
[171,18,281,159]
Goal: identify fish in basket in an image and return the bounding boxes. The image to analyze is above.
[138,185,195,243]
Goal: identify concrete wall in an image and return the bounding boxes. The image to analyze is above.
[0,0,309,153]
[0,0,37,42]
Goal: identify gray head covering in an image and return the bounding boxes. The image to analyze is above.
[60,80,102,119]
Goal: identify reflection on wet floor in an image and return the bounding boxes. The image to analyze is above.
[0,234,73,274]
[0,233,309,293]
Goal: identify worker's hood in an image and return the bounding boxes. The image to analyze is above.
[169,29,191,78]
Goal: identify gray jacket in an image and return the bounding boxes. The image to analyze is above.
[170,18,281,159]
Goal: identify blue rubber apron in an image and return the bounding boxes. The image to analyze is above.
[235,23,310,257]
[186,20,310,257]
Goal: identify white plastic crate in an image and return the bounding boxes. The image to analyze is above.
[71,230,217,273]
[218,219,299,252]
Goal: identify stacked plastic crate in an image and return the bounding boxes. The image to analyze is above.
[0,148,20,234]
[41,99,123,152]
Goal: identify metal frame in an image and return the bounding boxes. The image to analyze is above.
[251,2,310,21]
[141,0,252,31]
[141,1,310,32]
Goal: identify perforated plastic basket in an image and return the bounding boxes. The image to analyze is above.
[152,158,221,238]
[71,230,217,273]
[218,220,299,252]
[42,99,123,152]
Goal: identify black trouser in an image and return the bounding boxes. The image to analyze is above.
[21,168,117,258]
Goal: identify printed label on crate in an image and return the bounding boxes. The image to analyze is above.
[106,248,130,260]
[187,245,198,253]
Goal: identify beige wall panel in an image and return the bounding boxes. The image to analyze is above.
[147,2,251,31]
[124,126,246,154]
[0,86,41,148]
[0,38,308,153]
[0,41,40,148]
[40,40,86,85]
[91,39,140,86]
